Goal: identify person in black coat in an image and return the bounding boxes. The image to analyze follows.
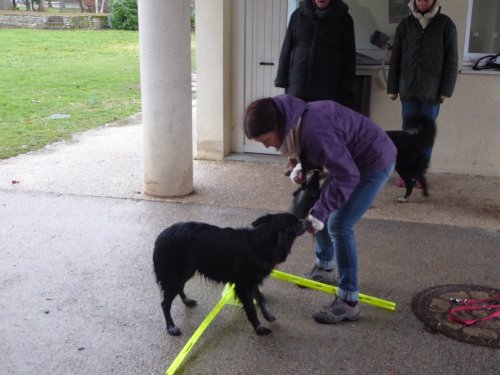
[274,0,356,104]
[275,0,356,176]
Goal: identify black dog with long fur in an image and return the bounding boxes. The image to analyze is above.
[153,213,307,336]
[387,114,437,202]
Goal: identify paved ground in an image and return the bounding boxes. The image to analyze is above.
[1,118,499,375]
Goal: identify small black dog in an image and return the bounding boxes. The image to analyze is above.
[387,114,437,202]
[153,213,307,336]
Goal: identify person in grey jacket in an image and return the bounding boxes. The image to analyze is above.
[244,94,396,324]
[387,0,457,168]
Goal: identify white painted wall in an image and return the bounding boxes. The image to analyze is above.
[195,0,231,160]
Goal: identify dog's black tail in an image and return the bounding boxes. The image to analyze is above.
[403,114,436,150]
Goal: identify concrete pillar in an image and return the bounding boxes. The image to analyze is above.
[195,0,230,160]
[138,0,193,197]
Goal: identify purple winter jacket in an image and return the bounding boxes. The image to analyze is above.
[272,94,397,223]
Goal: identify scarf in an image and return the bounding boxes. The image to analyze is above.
[408,0,441,29]
[279,117,302,159]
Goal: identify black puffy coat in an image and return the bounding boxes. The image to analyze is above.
[274,0,356,104]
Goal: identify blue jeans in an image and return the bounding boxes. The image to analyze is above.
[314,163,395,302]
[402,99,440,161]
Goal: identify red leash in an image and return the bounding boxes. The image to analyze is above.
[448,295,500,326]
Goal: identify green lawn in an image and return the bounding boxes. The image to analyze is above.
[0,28,141,159]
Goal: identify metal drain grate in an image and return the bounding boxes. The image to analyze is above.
[412,284,500,348]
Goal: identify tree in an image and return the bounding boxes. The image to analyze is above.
[109,0,137,30]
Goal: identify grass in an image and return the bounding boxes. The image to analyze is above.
[0,27,196,160]
[0,28,142,159]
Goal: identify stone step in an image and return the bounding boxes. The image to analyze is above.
[46,16,64,24]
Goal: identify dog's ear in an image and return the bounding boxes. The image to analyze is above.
[251,214,272,227]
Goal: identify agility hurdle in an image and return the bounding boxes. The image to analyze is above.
[271,270,396,311]
[166,272,396,374]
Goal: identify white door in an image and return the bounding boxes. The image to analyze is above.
[244,0,288,154]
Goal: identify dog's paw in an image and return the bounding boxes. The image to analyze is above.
[261,307,276,322]
[255,325,272,335]
[397,197,408,203]
[167,326,182,336]
[263,313,276,322]
[182,298,197,307]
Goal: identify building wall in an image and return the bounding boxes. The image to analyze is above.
[195,0,231,160]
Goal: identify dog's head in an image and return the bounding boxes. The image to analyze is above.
[251,213,307,263]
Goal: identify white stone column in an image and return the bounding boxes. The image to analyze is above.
[138,0,193,197]
[195,0,230,160]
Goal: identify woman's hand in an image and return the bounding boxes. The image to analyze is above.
[306,214,324,234]
[289,163,306,184]
[293,170,306,184]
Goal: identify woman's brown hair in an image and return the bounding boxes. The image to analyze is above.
[244,98,283,139]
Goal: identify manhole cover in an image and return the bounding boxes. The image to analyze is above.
[412,284,500,348]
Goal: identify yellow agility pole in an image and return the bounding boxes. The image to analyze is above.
[165,284,236,375]
[271,270,396,311]
[222,283,242,306]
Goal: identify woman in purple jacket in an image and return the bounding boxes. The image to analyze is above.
[244,94,396,324]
